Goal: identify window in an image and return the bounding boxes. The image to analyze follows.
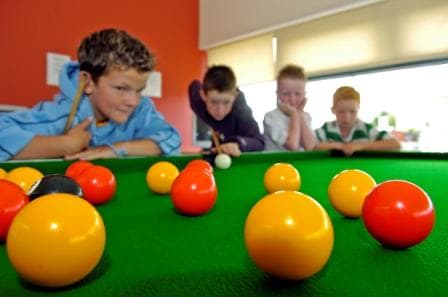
[192,116,212,149]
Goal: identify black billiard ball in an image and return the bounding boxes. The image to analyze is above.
[27,174,83,200]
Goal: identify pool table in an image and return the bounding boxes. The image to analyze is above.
[1,150,448,296]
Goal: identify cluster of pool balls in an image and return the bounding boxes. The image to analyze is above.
[0,159,436,287]
[0,158,221,288]
[146,159,218,216]
[244,163,435,280]
[0,161,116,287]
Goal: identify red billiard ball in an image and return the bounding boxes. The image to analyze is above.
[170,170,217,216]
[0,179,29,242]
[74,165,116,205]
[362,180,435,249]
[65,161,94,180]
[185,159,213,174]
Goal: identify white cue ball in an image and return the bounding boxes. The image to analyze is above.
[214,153,232,169]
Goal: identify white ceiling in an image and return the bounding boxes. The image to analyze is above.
[200,0,383,49]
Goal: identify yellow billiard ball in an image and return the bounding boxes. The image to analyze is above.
[6,194,106,287]
[6,167,44,193]
[244,191,334,280]
[328,169,376,218]
[0,168,7,179]
[146,161,180,194]
[263,163,301,193]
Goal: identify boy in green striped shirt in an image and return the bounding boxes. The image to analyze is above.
[314,86,400,156]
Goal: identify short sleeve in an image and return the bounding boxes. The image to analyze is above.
[263,111,288,147]
[369,127,393,141]
[315,127,327,142]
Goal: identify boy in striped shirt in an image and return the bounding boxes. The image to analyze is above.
[315,86,400,156]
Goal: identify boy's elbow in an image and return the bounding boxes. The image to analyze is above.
[284,141,299,151]
[392,139,401,150]
[304,139,317,151]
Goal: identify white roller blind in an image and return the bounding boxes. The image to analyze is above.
[200,0,382,49]
[276,0,448,76]
[207,34,275,85]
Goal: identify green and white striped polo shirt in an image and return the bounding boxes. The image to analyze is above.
[315,120,391,143]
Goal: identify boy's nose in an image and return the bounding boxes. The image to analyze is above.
[215,104,226,114]
[125,92,140,106]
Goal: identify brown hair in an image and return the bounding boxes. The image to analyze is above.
[77,29,155,82]
[202,65,236,94]
[277,64,307,81]
[333,86,360,105]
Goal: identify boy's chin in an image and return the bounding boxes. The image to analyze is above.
[211,114,228,121]
[109,115,130,124]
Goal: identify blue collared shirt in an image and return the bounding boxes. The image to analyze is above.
[0,62,181,160]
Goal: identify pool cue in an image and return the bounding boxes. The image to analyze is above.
[63,74,87,134]
[211,129,223,154]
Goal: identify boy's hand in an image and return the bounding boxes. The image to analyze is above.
[341,142,365,156]
[298,97,307,111]
[215,142,241,157]
[64,118,92,154]
[278,102,298,116]
[65,145,115,160]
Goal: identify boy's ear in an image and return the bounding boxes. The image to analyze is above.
[199,89,207,102]
[232,89,239,99]
[331,106,336,114]
[81,71,94,95]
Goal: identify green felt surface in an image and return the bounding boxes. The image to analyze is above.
[1,151,448,296]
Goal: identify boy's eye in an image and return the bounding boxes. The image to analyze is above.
[211,100,230,106]
[116,86,129,91]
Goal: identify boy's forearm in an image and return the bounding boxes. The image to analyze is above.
[114,139,162,156]
[298,113,317,150]
[12,135,73,160]
[284,112,300,150]
[363,139,401,151]
[314,141,343,151]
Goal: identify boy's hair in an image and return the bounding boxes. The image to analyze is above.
[77,29,155,82]
[277,64,307,81]
[333,86,360,105]
[202,65,236,94]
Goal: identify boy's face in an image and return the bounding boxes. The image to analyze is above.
[277,78,306,109]
[201,90,237,121]
[332,99,360,131]
[85,67,149,124]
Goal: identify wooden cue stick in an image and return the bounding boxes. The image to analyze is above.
[211,129,223,154]
[63,74,87,134]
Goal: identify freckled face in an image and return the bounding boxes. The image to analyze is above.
[332,99,360,130]
[277,78,306,109]
[86,68,149,124]
[203,90,237,121]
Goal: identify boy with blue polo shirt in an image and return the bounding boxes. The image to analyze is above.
[0,29,181,161]
[314,86,400,155]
